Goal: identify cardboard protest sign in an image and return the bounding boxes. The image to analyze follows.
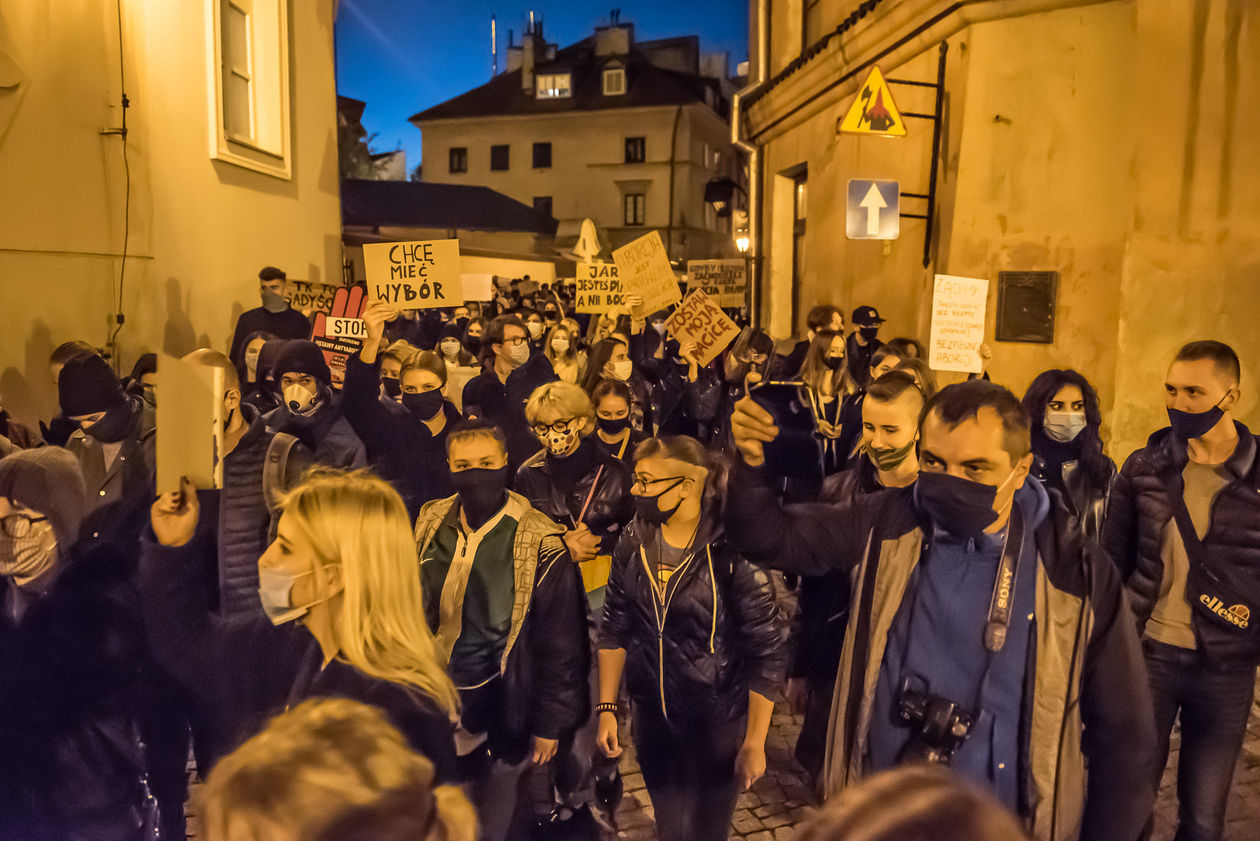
[156,353,224,495]
[664,289,741,367]
[310,285,368,389]
[687,259,747,308]
[284,280,340,316]
[575,262,625,313]
[461,273,494,302]
[612,230,682,315]
[928,274,989,373]
[363,239,462,309]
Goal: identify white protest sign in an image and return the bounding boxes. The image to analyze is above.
[461,273,494,302]
[363,239,463,309]
[612,230,682,315]
[576,263,625,313]
[664,289,741,366]
[687,259,747,308]
[156,353,224,495]
[929,274,989,373]
[329,317,368,340]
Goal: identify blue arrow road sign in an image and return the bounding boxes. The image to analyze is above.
[846,179,900,240]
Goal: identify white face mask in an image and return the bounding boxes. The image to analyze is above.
[283,383,319,415]
[0,520,57,587]
[506,342,531,365]
[1043,409,1088,443]
[527,321,545,340]
[551,337,570,355]
[257,564,340,626]
[439,340,461,359]
[609,359,633,381]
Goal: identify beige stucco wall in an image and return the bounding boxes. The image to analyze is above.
[751,0,1260,462]
[0,0,342,429]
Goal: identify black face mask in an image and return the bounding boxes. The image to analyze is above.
[402,390,444,420]
[82,403,134,443]
[824,356,845,371]
[1167,398,1228,441]
[914,469,1017,541]
[859,326,880,341]
[451,467,508,528]
[634,479,685,525]
[382,378,402,399]
[597,416,631,435]
[544,310,560,322]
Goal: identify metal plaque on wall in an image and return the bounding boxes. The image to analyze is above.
[996,271,1058,344]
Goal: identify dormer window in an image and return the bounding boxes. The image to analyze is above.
[602,68,626,96]
[536,73,571,99]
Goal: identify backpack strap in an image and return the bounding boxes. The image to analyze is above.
[263,432,300,540]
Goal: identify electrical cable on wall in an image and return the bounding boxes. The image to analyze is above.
[102,0,131,370]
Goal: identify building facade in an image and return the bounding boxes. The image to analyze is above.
[0,0,342,428]
[411,20,740,263]
[743,0,1260,457]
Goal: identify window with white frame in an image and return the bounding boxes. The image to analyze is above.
[209,0,291,179]
[536,73,572,99]
[603,67,626,96]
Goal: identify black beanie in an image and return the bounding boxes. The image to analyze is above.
[272,340,331,385]
[438,324,464,342]
[256,339,289,382]
[59,353,127,417]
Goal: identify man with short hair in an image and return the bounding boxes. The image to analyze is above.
[414,419,588,841]
[847,305,885,387]
[1102,340,1260,841]
[727,378,1157,841]
[780,304,844,376]
[229,267,312,366]
[263,340,366,470]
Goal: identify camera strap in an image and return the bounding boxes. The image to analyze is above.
[984,505,1025,653]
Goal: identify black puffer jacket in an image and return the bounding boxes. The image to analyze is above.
[515,438,633,553]
[1102,422,1260,665]
[599,515,786,727]
[0,543,154,841]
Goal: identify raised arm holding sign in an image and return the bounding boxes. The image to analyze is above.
[928,274,990,373]
[156,353,224,495]
[363,239,463,308]
[612,230,682,316]
[664,289,741,366]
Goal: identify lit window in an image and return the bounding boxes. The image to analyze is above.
[536,73,572,99]
[624,193,645,226]
[209,0,291,179]
[603,68,626,96]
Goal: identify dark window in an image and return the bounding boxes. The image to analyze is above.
[624,193,645,226]
[533,196,553,218]
[490,144,510,171]
[533,142,552,169]
[625,136,645,164]
[449,147,467,173]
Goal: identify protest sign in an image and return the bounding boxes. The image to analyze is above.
[461,273,494,302]
[284,280,339,316]
[928,274,989,373]
[687,259,747,308]
[310,285,368,389]
[329,317,367,340]
[664,289,741,367]
[575,262,625,313]
[156,353,224,495]
[612,230,682,315]
[363,239,462,308]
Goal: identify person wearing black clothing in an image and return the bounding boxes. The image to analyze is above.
[779,304,844,379]
[728,378,1158,841]
[462,315,547,476]
[583,337,654,436]
[596,435,786,841]
[235,330,275,401]
[264,340,366,470]
[846,305,885,388]
[123,353,158,408]
[229,266,312,366]
[343,304,461,518]
[635,328,722,440]
[242,337,286,414]
[1102,341,1260,841]
[41,341,96,447]
[591,380,646,465]
[0,448,157,841]
[1022,369,1115,540]
[143,470,460,780]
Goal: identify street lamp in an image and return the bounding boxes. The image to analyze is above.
[735,234,750,253]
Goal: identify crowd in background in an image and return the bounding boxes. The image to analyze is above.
[0,264,1255,841]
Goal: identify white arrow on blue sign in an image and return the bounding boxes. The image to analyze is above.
[845,178,900,240]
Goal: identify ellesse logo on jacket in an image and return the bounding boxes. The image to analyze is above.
[1200,595,1251,629]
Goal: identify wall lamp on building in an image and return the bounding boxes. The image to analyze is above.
[704,176,745,217]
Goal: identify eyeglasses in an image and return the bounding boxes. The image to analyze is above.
[500,336,528,348]
[631,475,685,493]
[2,514,49,539]
[533,418,580,435]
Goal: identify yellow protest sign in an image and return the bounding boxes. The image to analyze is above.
[363,239,463,309]
[838,66,907,137]
[612,230,682,316]
[687,259,747,308]
[664,289,741,367]
[575,263,625,313]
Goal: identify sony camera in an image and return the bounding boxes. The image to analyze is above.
[895,673,975,766]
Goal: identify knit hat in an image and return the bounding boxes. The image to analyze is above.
[59,353,127,417]
[0,447,86,549]
[256,339,289,382]
[438,324,464,343]
[272,340,331,385]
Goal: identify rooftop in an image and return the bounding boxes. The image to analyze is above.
[340,179,557,235]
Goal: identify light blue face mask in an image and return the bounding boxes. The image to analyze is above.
[1043,409,1087,443]
[257,565,339,626]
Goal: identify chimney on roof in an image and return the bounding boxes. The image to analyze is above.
[520,13,548,94]
[595,15,633,58]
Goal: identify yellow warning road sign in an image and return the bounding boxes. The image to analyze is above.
[839,66,907,137]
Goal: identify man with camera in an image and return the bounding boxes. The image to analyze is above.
[727,377,1157,841]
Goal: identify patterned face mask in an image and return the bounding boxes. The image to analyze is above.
[0,519,57,586]
[536,419,582,456]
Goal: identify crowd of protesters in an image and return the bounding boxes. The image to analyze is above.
[0,263,1254,841]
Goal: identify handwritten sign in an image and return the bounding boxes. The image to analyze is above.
[363,239,462,309]
[461,273,494,302]
[575,263,625,313]
[664,289,741,367]
[612,230,682,315]
[284,280,339,316]
[928,274,989,373]
[156,353,224,495]
[329,317,367,340]
[311,286,368,389]
[687,259,747,308]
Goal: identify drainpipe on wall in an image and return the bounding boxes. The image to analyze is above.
[666,105,683,261]
[731,0,769,327]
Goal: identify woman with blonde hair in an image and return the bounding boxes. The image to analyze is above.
[143,469,459,779]
[201,698,477,841]
[544,323,584,384]
[796,329,860,477]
